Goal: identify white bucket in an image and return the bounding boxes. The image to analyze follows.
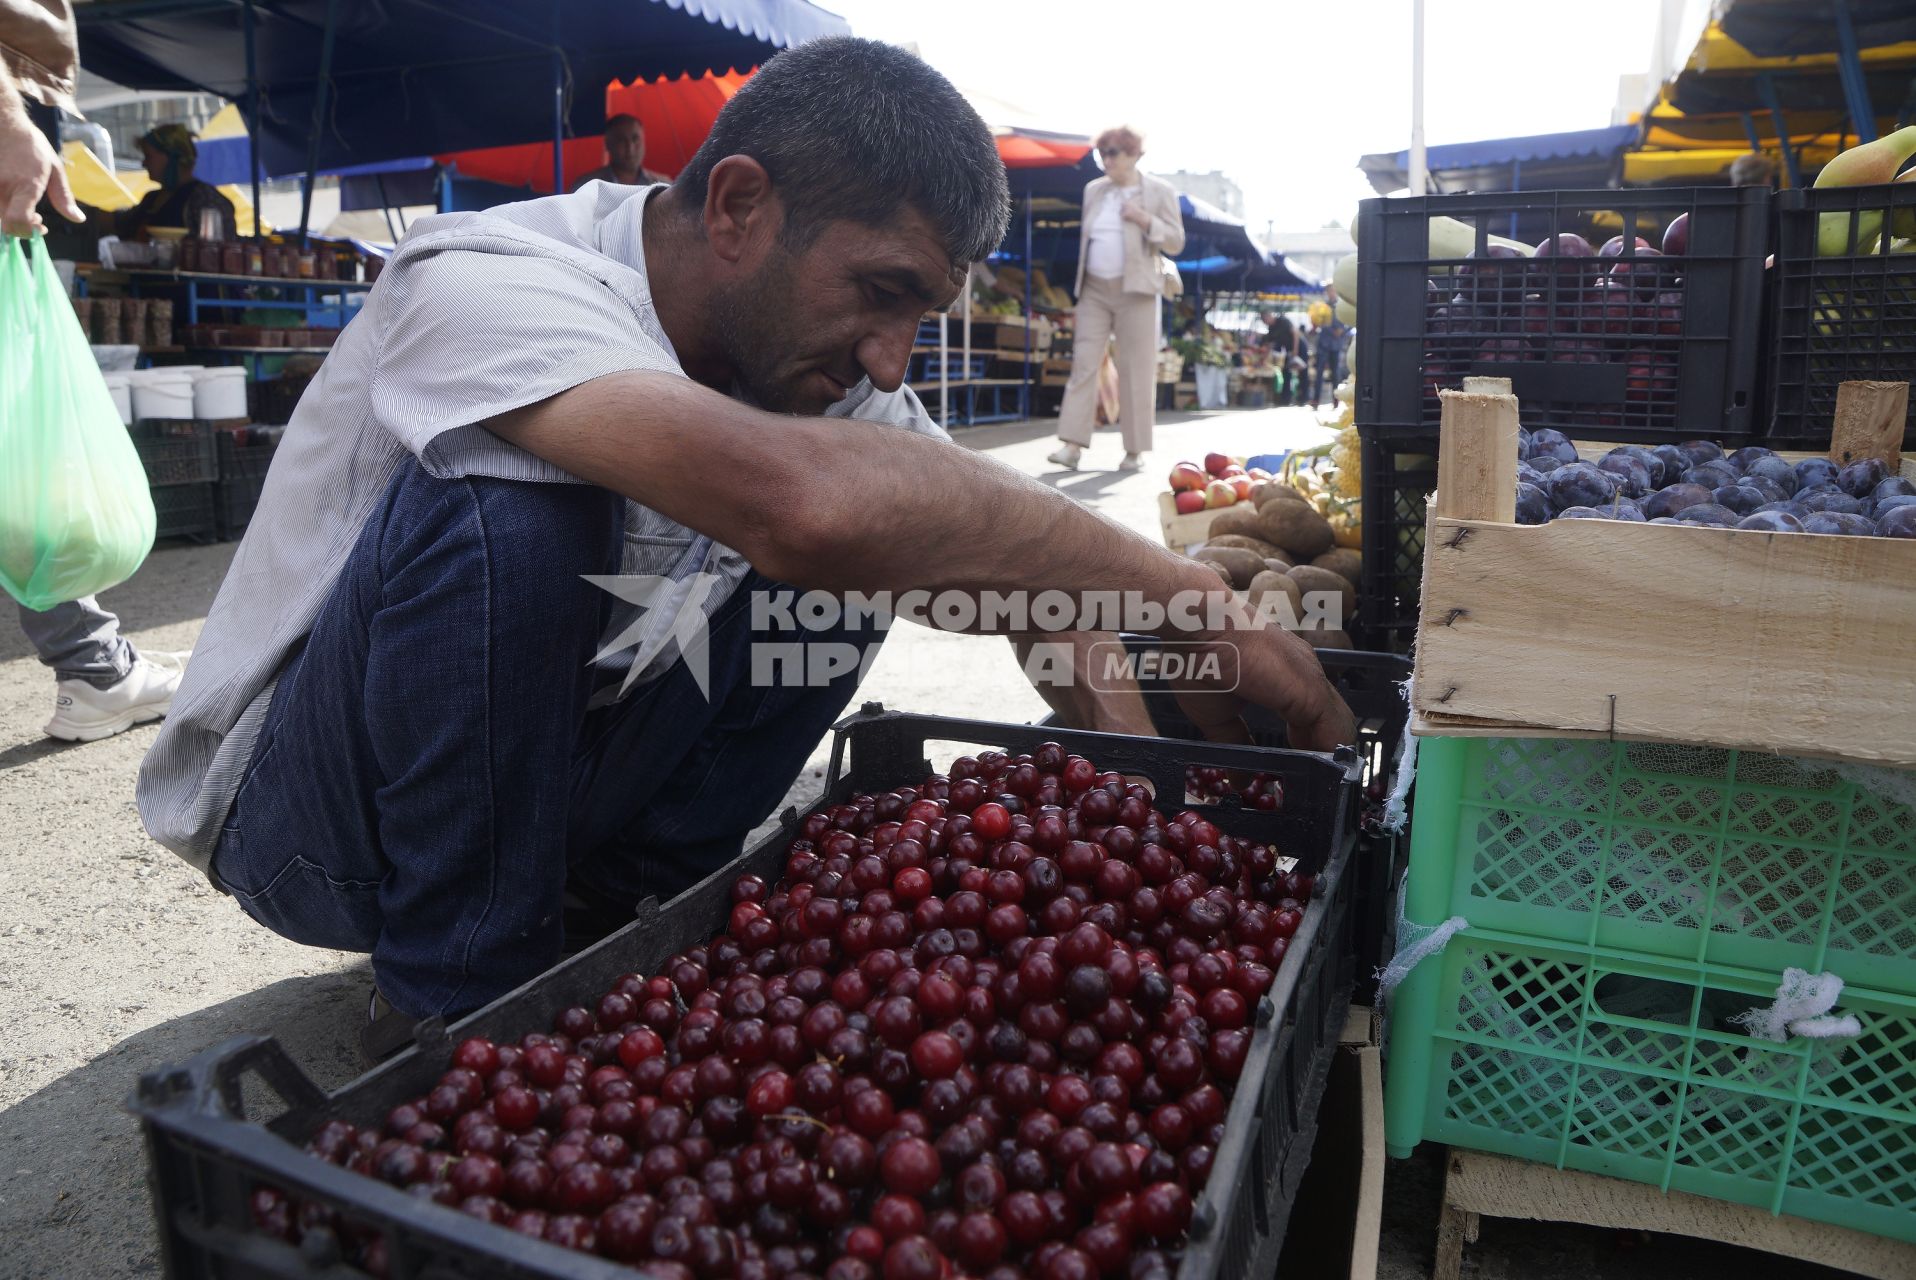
[129,369,195,420]
[102,372,133,426]
[192,367,249,420]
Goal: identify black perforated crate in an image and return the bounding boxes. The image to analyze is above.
[215,428,281,540]
[131,707,1361,1279]
[132,419,218,486]
[1355,187,1770,443]
[151,481,217,543]
[1768,182,1916,446]
[1352,428,1438,653]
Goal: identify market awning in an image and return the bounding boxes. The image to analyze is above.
[1359,125,1638,195]
[75,0,850,179]
[1717,0,1916,58]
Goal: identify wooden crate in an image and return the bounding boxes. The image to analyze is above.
[1411,380,1916,767]
[1157,491,1241,555]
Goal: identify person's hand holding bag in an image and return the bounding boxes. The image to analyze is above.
[0,234,155,610]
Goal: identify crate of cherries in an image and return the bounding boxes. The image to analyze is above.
[134,710,1361,1280]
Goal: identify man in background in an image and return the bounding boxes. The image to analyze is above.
[571,113,669,190]
[2,0,189,740]
[1262,308,1299,405]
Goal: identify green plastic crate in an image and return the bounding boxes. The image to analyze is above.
[1385,736,1916,1243]
[1404,736,1916,993]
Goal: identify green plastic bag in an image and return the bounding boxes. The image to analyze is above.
[0,234,155,610]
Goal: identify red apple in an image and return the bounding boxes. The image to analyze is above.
[1219,465,1246,479]
[1168,462,1206,493]
[1226,475,1253,501]
[1203,479,1238,509]
[1246,467,1272,481]
[1661,213,1689,257]
[1173,490,1207,515]
[1203,452,1235,478]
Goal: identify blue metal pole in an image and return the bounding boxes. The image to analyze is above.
[1508,157,1521,240]
[1022,195,1033,424]
[1740,111,1763,154]
[1833,0,1878,144]
[1756,73,1803,187]
[243,0,261,237]
[552,50,565,194]
[297,0,341,245]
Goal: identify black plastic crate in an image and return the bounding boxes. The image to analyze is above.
[151,481,217,543]
[132,419,218,486]
[131,707,1361,1280]
[1353,428,1438,653]
[215,429,280,540]
[1111,641,1412,1006]
[1768,182,1916,445]
[247,375,312,426]
[1355,187,1770,443]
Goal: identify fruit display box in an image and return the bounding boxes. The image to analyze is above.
[131,708,1363,1280]
[1354,187,1770,444]
[1155,492,1233,556]
[1768,182,1916,448]
[1411,384,1916,769]
[1384,734,1916,1244]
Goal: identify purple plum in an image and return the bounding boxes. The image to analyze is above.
[1803,512,1877,536]
[1742,476,1790,504]
[1743,455,1798,494]
[1515,483,1551,525]
[1871,476,1916,502]
[1799,490,1868,515]
[1683,461,1741,490]
[1738,510,1805,532]
[1526,428,1580,465]
[1712,485,1768,516]
[1837,459,1890,498]
[1610,444,1667,487]
[1597,454,1653,498]
[1651,445,1690,486]
[1643,483,1716,520]
[1529,455,1566,475]
[1793,457,1839,490]
[1676,504,1740,527]
[1677,440,1725,468]
[1549,462,1620,511]
[1726,446,1775,472]
[1877,494,1916,514]
[1879,505,1916,537]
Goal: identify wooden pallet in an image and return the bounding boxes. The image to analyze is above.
[1434,1149,1916,1280]
[1411,379,1916,768]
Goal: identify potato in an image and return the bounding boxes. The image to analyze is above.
[1203,532,1288,559]
[1307,628,1354,650]
[1309,549,1362,590]
[1199,558,1234,585]
[1287,564,1357,629]
[1258,499,1335,559]
[1251,482,1306,508]
[1246,570,1302,622]
[1262,557,1293,576]
[1193,546,1265,589]
[1203,506,1266,540]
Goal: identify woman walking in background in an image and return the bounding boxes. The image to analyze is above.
[1047,126,1184,472]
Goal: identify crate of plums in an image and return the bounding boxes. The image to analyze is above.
[1410,382,1916,768]
[132,707,1365,1279]
[1354,187,1771,444]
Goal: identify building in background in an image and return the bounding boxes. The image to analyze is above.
[1264,224,1353,290]
[1152,169,1243,219]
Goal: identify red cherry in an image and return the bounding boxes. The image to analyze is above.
[879,1136,942,1197]
[971,803,1012,841]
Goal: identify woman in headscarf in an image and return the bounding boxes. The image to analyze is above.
[114,122,236,241]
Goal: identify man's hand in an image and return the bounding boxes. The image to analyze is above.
[1174,628,1357,757]
[0,97,81,238]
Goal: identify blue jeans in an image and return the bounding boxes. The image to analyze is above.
[210,461,884,1018]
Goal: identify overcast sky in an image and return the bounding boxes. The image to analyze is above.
[824,0,1669,237]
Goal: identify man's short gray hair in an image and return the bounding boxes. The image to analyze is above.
[675,37,1011,265]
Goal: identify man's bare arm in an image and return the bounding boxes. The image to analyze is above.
[0,60,82,237]
[488,372,1354,750]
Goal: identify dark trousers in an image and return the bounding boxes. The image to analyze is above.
[210,461,883,1017]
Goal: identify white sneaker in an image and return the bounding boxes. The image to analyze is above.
[45,650,191,742]
[1046,443,1083,470]
[1118,453,1144,472]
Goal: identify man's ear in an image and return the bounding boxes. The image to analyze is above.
[703,155,781,267]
